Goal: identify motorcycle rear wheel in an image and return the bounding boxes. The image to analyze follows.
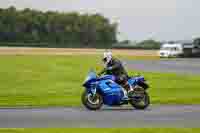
[81,91,103,110]
[129,91,150,110]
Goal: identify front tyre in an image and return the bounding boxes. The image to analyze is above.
[81,91,103,110]
[129,92,150,110]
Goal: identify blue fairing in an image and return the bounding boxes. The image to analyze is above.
[83,71,146,106]
[128,76,145,86]
[83,71,97,87]
[83,71,124,106]
[98,79,124,105]
[98,75,115,81]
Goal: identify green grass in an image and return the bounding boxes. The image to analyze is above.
[0,128,200,133]
[0,55,200,107]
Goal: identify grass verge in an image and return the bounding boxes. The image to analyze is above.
[0,55,199,107]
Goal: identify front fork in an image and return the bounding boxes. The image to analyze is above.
[86,85,97,96]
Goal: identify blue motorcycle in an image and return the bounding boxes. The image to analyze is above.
[82,70,150,110]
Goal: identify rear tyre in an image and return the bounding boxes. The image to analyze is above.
[81,91,103,110]
[129,92,150,110]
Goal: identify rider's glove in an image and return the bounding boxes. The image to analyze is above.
[107,67,113,71]
[97,73,102,77]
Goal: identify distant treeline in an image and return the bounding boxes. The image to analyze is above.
[0,6,117,48]
[113,39,161,49]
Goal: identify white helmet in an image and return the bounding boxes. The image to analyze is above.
[103,51,112,66]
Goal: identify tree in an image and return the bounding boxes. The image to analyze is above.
[137,39,161,49]
[0,6,118,48]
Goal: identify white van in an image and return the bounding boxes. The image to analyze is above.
[159,43,183,57]
[159,41,200,58]
[159,43,183,58]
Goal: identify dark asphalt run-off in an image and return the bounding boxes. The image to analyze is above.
[125,58,200,75]
[1,105,200,127]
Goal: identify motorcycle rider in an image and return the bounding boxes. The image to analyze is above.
[98,51,133,100]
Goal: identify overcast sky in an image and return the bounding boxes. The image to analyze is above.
[1,0,200,41]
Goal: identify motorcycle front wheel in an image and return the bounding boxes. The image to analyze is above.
[81,91,103,110]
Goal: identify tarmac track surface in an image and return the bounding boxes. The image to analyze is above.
[0,105,200,128]
[125,58,200,75]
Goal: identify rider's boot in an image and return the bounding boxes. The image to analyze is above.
[124,82,134,98]
[121,87,129,100]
